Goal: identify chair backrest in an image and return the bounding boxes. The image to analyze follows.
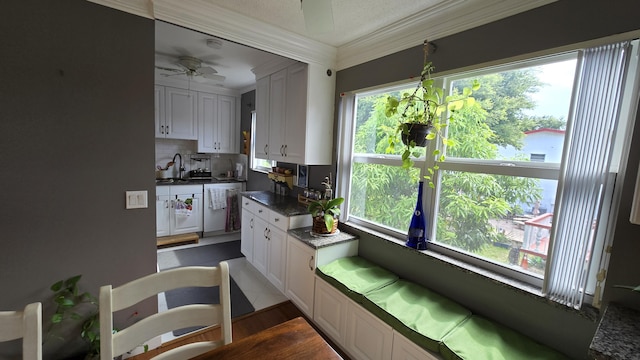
[99,262,232,360]
[0,302,42,360]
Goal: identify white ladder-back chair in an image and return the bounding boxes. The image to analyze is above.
[0,302,42,360]
[99,262,232,360]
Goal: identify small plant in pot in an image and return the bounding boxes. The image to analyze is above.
[383,40,480,187]
[308,197,344,234]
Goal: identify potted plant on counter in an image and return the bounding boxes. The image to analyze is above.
[383,40,480,187]
[308,197,344,235]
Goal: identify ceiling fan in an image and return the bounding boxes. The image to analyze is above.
[156,56,225,83]
[301,0,334,34]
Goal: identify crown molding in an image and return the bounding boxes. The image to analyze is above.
[87,0,555,71]
[335,0,557,70]
[152,0,337,69]
[87,0,153,19]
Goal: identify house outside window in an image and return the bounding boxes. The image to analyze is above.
[338,39,639,308]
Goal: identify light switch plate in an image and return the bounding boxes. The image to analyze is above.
[126,190,148,209]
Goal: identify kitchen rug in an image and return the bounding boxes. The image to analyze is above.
[157,240,244,270]
[157,240,254,336]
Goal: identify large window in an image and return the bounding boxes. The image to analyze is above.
[339,40,639,308]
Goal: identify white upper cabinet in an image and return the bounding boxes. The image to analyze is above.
[254,61,335,165]
[268,68,288,161]
[254,76,271,159]
[162,86,198,140]
[197,92,237,154]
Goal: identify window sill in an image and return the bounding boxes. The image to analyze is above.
[341,221,600,322]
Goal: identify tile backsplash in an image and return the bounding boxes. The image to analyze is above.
[155,138,247,179]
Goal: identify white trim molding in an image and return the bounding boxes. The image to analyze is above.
[87,0,556,71]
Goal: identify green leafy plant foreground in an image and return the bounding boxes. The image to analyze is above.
[48,275,101,358]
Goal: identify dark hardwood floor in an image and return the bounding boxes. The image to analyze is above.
[127,301,350,360]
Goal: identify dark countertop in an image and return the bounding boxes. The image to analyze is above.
[288,226,358,249]
[156,178,246,185]
[241,190,309,217]
[589,302,640,359]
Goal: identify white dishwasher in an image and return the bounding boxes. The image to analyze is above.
[203,182,245,233]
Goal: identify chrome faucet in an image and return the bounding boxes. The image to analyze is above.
[172,153,184,179]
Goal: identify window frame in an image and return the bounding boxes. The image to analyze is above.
[336,39,639,300]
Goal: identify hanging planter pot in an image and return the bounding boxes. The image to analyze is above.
[401,123,432,147]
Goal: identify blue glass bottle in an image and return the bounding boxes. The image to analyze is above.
[406,181,427,250]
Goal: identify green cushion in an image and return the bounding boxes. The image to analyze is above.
[440,315,569,360]
[362,279,471,353]
[316,256,399,303]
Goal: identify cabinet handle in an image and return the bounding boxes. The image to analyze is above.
[280,145,284,156]
[160,125,164,134]
[264,227,268,238]
[166,125,169,134]
[264,144,268,155]
[258,209,263,214]
[267,229,271,240]
[308,255,314,271]
[165,200,169,209]
[284,144,287,156]
[274,217,279,222]
[250,218,253,229]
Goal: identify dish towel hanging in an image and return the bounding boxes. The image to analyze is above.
[225,190,241,232]
[208,188,226,210]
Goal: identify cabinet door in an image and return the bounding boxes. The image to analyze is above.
[268,68,287,161]
[252,215,269,276]
[155,85,166,138]
[284,62,307,164]
[285,236,316,318]
[392,331,440,360]
[345,302,393,360]
[240,209,254,263]
[156,194,171,237]
[197,92,218,153]
[165,86,197,140]
[217,95,236,153]
[171,195,203,234]
[266,226,287,292]
[254,76,271,159]
[314,277,348,348]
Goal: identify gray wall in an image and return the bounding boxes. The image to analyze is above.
[0,1,157,358]
[337,1,640,359]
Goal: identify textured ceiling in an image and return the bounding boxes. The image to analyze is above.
[206,0,445,47]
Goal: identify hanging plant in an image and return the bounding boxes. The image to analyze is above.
[383,40,480,187]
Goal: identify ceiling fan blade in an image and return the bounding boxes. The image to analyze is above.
[198,66,218,75]
[301,0,334,34]
[202,73,226,83]
[155,66,183,72]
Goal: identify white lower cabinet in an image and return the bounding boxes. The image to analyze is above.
[252,214,269,276]
[156,186,171,237]
[156,185,203,237]
[313,276,348,348]
[314,276,441,360]
[286,237,359,320]
[240,196,311,293]
[346,300,393,360]
[285,236,317,318]
[392,331,440,360]
[266,226,287,292]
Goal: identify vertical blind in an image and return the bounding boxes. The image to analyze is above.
[543,41,631,308]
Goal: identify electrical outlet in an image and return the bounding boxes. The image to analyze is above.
[126,190,148,209]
